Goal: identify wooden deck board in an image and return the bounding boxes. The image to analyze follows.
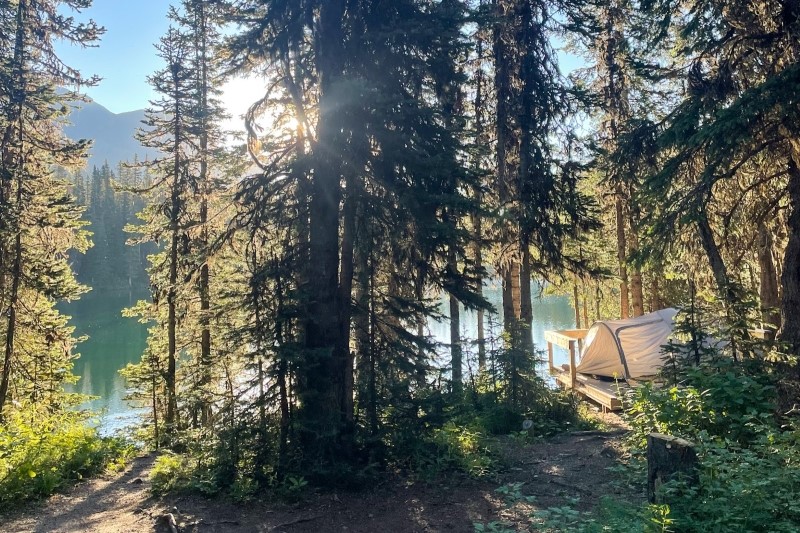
[553,369,627,411]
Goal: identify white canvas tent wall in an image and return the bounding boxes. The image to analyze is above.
[576,308,678,379]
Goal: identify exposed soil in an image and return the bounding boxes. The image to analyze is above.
[0,414,642,533]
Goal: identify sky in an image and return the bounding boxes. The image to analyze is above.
[55,0,264,128]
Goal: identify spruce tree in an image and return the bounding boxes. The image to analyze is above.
[0,0,101,416]
[225,0,483,474]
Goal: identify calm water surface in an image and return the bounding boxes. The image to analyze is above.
[63,283,576,432]
[62,288,149,433]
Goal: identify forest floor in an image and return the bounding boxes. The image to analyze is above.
[0,413,640,533]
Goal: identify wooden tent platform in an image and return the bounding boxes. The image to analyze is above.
[545,328,628,412]
[544,326,776,412]
[552,368,628,412]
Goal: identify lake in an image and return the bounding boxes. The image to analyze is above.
[62,287,149,433]
[63,283,577,432]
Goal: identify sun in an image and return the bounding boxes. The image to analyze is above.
[285,117,300,131]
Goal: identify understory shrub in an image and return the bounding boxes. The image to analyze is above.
[429,421,496,477]
[662,431,800,532]
[626,358,777,448]
[621,353,798,531]
[0,406,133,510]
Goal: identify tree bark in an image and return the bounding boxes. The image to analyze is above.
[573,282,581,329]
[696,208,731,300]
[196,1,212,427]
[0,0,27,419]
[472,211,486,371]
[757,222,780,332]
[519,246,534,357]
[339,174,357,424]
[299,0,350,464]
[449,292,462,392]
[779,157,800,353]
[615,194,630,319]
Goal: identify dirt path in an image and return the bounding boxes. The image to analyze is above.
[0,421,640,533]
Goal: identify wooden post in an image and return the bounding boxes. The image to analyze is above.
[569,340,577,389]
[547,341,554,373]
[647,433,698,504]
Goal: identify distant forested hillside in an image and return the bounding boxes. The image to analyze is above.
[61,100,157,295]
[65,100,157,170]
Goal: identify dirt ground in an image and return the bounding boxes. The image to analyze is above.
[0,414,641,533]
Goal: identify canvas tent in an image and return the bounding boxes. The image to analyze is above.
[576,308,678,379]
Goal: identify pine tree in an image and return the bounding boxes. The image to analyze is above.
[135,23,195,431]
[226,0,483,474]
[636,0,800,355]
[0,0,101,416]
[491,0,596,349]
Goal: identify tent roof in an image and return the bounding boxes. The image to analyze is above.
[576,308,677,379]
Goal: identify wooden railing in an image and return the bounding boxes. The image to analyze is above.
[544,329,589,389]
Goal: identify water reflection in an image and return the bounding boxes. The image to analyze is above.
[61,288,148,433]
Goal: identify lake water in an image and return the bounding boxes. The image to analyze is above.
[62,288,149,433]
[428,283,577,370]
[63,283,577,432]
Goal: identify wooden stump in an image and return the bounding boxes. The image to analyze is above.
[647,433,698,503]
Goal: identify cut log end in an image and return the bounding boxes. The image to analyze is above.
[647,433,698,504]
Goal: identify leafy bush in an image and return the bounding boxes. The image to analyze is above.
[621,344,799,531]
[626,358,777,448]
[149,448,220,496]
[426,422,497,478]
[0,406,133,510]
[658,431,800,532]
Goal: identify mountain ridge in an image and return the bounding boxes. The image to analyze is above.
[64,99,158,171]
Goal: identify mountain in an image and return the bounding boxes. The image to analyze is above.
[64,100,158,171]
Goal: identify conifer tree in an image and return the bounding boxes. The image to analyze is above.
[226,0,483,473]
[135,23,195,431]
[0,0,101,416]
[637,0,800,355]
[491,0,595,349]
[130,1,231,442]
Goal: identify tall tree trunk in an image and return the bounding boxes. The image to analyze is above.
[339,174,357,425]
[367,253,378,438]
[164,57,183,430]
[449,290,462,392]
[472,209,486,371]
[779,157,800,353]
[582,282,589,326]
[0,0,27,419]
[197,3,212,426]
[502,260,523,348]
[628,189,645,316]
[629,231,645,316]
[615,193,630,318]
[650,274,662,312]
[0,209,21,417]
[494,0,523,350]
[757,222,780,332]
[472,15,487,372]
[696,209,731,300]
[300,0,349,464]
[519,246,534,357]
[166,189,179,429]
[198,7,212,426]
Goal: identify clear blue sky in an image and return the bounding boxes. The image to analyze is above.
[56,0,172,114]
